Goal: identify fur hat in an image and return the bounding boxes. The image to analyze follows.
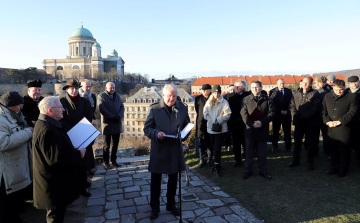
[0,91,24,107]
[27,79,42,88]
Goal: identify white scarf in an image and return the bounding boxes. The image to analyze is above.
[79,88,94,107]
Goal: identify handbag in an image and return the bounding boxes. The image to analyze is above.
[211,119,222,132]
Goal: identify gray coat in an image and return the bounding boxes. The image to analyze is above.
[144,100,190,174]
[98,91,125,135]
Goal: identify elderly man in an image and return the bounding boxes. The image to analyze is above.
[347,76,360,166]
[326,74,336,88]
[98,82,124,170]
[60,79,92,197]
[79,79,96,175]
[227,79,250,166]
[32,96,86,223]
[195,84,213,167]
[269,78,292,152]
[241,81,274,180]
[289,77,320,170]
[144,84,190,220]
[323,80,358,177]
[22,79,44,127]
[0,91,33,223]
[314,76,332,157]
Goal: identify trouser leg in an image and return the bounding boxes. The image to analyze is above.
[204,133,213,161]
[195,137,200,158]
[103,135,112,164]
[329,141,340,171]
[257,140,268,174]
[199,137,208,161]
[245,138,255,173]
[232,128,242,163]
[321,125,330,155]
[339,144,351,175]
[46,206,67,223]
[210,133,224,164]
[0,177,22,223]
[293,125,305,163]
[150,173,162,210]
[305,125,320,164]
[110,134,120,163]
[166,173,178,207]
[272,120,281,148]
[282,117,292,150]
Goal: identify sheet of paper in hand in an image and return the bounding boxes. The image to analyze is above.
[67,117,101,149]
[164,123,195,139]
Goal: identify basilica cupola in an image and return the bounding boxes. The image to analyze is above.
[92,42,102,58]
[68,25,96,58]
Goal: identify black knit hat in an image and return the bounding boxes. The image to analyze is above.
[212,85,221,93]
[0,91,24,107]
[200,84,211,90]
[27,79,42,88]
[348,76,359,82]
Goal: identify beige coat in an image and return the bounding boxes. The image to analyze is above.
[0,105,32,194]
[203,97,231,134]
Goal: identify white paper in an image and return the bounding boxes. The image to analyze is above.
[67,117,101,149]
[164,123,195,139]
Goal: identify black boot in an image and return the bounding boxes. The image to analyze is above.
[212,164,222,177]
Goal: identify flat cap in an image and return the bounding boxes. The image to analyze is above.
[327,74,336,81]
[348,76,359,82]
[200,84,211,90]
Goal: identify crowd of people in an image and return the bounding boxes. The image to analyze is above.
[2,75,360,222]
[195,75,360,179]
[0,79,125,222]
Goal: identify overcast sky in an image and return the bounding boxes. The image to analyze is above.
[1,0,360,80]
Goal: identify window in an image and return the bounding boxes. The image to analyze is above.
[132,121,135,125]
[83,47,86,55]
[76,47,79,55]
[127,114,130,118]
[57,66,63,70]
[73,65,80,69]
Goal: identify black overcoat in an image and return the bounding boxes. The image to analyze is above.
[144,100,190,174]
[60,94,94,170]
[269,87,292,122]
[290,87,320,126]
[322,90,358,144]
[22,95,44,127]
[32,114,81,209]
[194,94,209,138]
[241,94,275,140]
[227,91,250,131]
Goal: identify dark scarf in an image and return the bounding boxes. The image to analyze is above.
[9,109,27,128]
[68,93,80,106]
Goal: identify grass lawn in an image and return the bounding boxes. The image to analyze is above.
[185,143,360,223]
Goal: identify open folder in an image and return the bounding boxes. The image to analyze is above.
[67,117,101,150]
[164,123,195,139]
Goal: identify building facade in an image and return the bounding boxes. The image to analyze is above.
[123,86,196,138]
[43,25,125,80]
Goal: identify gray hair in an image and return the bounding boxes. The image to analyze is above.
[234,79,248,91]
[38,96,59,114]
[81,79,91,85]
[163,84,178,95]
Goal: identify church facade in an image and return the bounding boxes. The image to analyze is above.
[43,25,125,80]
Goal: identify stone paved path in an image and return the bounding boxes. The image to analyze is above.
[84,157,262,223]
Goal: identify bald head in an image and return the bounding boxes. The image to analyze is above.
[105,82,115,95]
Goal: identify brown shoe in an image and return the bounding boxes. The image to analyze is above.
[103,163,111,170]
[111,162,121,167]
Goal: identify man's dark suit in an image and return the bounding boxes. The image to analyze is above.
[269,87,292,151]
[195,94,212,163]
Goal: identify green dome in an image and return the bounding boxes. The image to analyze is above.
[71,26,93,38]
[93,42,101,47]
[111,49,118,54]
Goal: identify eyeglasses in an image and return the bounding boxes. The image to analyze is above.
[51,106,64,109]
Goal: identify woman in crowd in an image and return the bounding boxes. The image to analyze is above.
[203,85,231,176]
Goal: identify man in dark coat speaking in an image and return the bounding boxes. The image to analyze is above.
[32,96,86,222]
[144,84,190,220]
[322,79,358,177]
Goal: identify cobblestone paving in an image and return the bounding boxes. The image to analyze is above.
[84,158,261,223]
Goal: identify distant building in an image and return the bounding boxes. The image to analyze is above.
[43,25,125,80]
[123,86,196,138]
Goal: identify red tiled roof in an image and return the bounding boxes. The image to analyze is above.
[192,77,223,86]
[268,75,296,85]
[293,75,307,83]
[244,76,272,85]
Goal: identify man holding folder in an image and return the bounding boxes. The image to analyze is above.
[241,81,274,180]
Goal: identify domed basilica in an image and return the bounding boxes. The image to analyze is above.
[43,25,125,80]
